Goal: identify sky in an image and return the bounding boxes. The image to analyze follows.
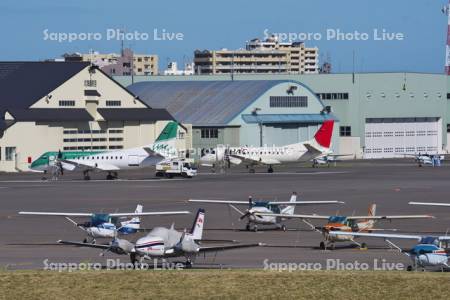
[0,0,447,73]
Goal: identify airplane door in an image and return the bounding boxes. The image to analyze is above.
[128,155,140,167]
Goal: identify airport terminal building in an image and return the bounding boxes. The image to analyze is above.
[118,73,450,159]
[0,62,190,172]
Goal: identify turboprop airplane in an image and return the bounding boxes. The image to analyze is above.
[199,120,335,173]
[189,192,344,232]
[329,231,450,271]
[255,204,434,249]
[19,205,190,243]
[311,153,353,168]
[30,121,181,180]
[58,209,262,267]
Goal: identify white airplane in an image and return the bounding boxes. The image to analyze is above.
[19,205,190,243]
[256,204,434,250]
[58,209,262,267]
[189,192,344,232]
[409,202,450,208]
[311,154,353,168]
[329,231,450,271]
[200,120,336,173]
[30,121,181,180]
[401,153,444,167]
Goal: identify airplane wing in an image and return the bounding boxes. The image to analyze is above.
[345,215,434,220]
[267,201,345,205]
[19,211,93,217]
[327,231,424,241]
[409,202,450,207]
[303,144,322,157]
[228,154,281,166]
[57,240,110,249]
[189,199,250,205]
[199,243,263,253]
[254,213,331,220]
[110,211,190,217]
[61,159,120,171]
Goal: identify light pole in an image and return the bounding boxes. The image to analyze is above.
[252,108,262,147]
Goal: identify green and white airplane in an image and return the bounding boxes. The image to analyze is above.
[30,122,180,180]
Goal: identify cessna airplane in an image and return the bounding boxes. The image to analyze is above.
[329,231,450,271]
[401,153,444,167]
[58,209,261,267]
[189,192,344,232]
[256,204,434,250]
[19,205,190,243]
[30,121,180,180]
[311,154,353,168]
[200,120,335,173]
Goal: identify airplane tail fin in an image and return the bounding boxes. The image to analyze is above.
[368,204,376,217]
[120,205,142,231]
[281,192,297,215]
[190,209,205,240]
[150,121,180,158]
[313,120,334,149]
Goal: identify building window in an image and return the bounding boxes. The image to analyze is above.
[447,93,450,100]
[109,137,123,142]
[447,124,450,133]
[5,147,16,161]
[109,145,124,150]
[109,129,123,134]
[201,128,219,139]
[316,93,349,100]
[59,100,75,107]
[106,100,121,107]
[269,96,308,108]
[84,80,97,87]
[340,126,351,137]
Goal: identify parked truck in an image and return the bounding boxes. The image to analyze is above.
[155,159,197,178]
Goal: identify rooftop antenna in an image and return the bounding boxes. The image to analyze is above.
[352,50,356,84]
[120,28,125,56]
[442,1,450,75]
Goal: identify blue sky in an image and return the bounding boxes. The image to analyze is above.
[0,0,447,73]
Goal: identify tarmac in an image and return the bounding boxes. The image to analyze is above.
[1,159,449,271]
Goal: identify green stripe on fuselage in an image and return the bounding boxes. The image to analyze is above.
[31,151,105,169]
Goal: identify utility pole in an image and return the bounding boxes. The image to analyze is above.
[443,1,450,75]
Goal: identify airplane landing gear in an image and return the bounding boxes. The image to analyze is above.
[267,166,274,173]
[185,258,193,269]
[281,225,287,232]
[246,223,251,231]
[319,241,325,250]
[248,168,256,173]
[106,172,118,180]
[83,170,91,181]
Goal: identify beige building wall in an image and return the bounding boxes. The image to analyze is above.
[0,66,190,172]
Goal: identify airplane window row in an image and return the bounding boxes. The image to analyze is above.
[74,156,124,160]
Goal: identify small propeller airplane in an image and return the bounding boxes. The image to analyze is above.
[199,120,336,173]
[30,121,181,180]
[19,205,190,243]
[400,153,444,167]
[58,209,262,268]
[255,204,434,250]
[189,192,344,232]
[328,231,450,271]
[311,153,353,168]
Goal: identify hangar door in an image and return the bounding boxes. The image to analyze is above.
[364,118,441,159]
[263,124,319,146]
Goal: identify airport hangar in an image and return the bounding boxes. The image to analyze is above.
[118,73,450,159]
[127,80,338,160]
[0,62,191,172]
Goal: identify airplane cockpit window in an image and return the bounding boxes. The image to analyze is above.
[328,216,346,223]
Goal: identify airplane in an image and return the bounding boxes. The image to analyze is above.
[199,120,335,173]
[409,201,450,208]
[328,231,450,271]
[58,209,262,268]
[19,205,190,243]
[189,192,344,232]
[400,153,444,167]
[311,153,353,168]
[30,121,181,180]
[255,204,434,250]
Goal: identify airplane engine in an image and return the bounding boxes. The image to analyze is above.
[135,237,165,256]
[417,253,448,267]
[176,237,200,253]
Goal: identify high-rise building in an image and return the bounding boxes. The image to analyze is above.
[194,35,319,75]
[60,49,158,76]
